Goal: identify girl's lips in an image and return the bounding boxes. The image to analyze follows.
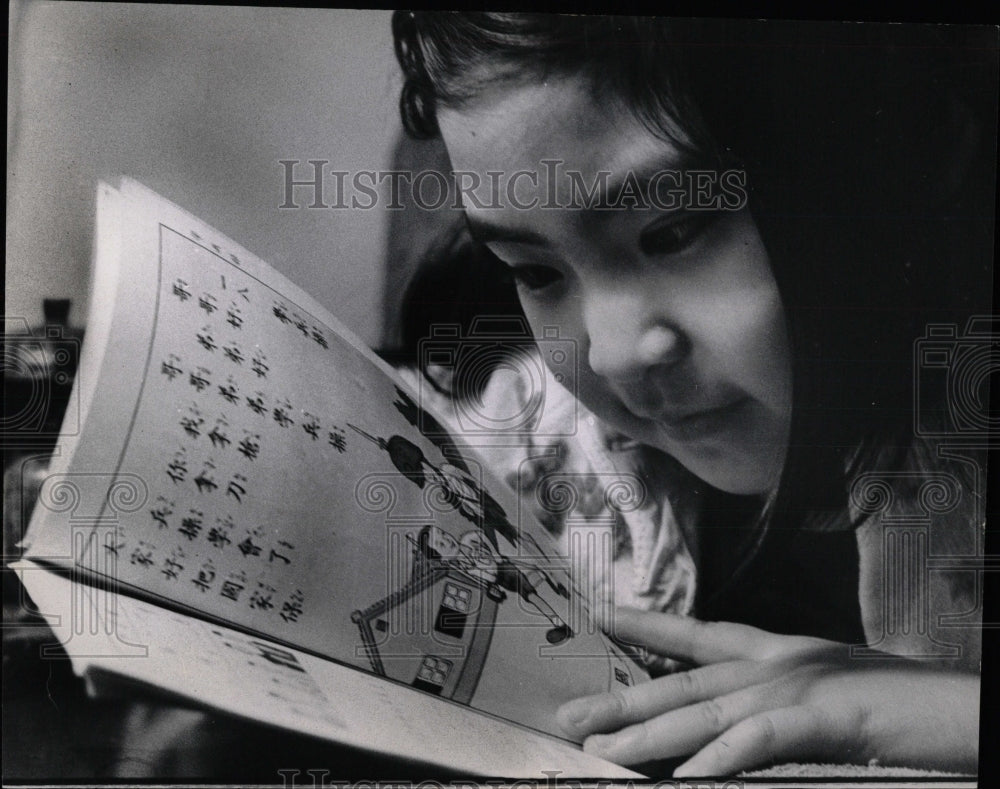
[653,397,751,440]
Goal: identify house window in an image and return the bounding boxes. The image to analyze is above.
[435,582,471,639]
[413,655,454,695]
[442,582,472,613]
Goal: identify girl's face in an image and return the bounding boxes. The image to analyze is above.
[438,76,792,495]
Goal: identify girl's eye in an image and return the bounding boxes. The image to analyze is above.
[640,211,719,256]
[508,264,563,291]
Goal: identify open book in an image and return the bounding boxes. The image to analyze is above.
[14,179,647,779]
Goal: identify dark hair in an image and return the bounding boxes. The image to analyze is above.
[396,217,529,401]
[394,13,712,155]
[392,12,994,521]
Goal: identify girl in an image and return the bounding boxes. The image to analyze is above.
[392,11,992,776]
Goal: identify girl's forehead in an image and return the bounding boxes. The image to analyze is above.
[439,75,684,176]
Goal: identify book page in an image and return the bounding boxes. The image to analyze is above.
[15,562,642,779]
[22,178,647,741]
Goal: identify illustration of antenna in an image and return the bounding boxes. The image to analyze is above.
[348,423,429,487]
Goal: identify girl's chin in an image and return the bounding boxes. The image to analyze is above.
[670,445,785,496]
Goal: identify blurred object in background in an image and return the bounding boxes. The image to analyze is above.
[3,299,83,572]
[3,298,82,442]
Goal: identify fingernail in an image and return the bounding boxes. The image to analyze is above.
[607,606,641,636]
[673,760,701,778]
[584,733,617,758]
[557,700,590,730]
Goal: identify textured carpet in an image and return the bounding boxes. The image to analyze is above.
[743,761,970,778]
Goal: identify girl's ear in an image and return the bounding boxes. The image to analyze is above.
[424,362,455,394]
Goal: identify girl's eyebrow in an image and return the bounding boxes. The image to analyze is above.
[464,213,550,247]
[462,150,707,247]
[598,148,703,206]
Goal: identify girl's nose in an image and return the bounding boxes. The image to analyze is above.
[584,291,686,381]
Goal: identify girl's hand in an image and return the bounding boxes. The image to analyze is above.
[557,607,979,776]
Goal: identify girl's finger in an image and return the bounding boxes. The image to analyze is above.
[558,658,779,737]
[580,676,797,765]
[607,607,800,664]
[672,705,857,777]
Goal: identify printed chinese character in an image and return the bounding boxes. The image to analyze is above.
[226,304,244,329]
[268,547,291,565]
[208,417,231,448]
[249,583,276,611]
[193,462,219,494]
[328,427,347,453]
[179,510,204,540]
[302,413,320,440]
[310,326,329,349]
[251,350,268,379]
[273,399,294,428]
[246,392,267,415]
[198,293,218,314]
[161,548,186,581]
[207,515,234,549]
[189,367,211,392]
[223,342,244,365]
[280,589,305,623]
[130,541,156,568]
[196,327,217,353]
[172,279,191,301]
[236,286,249,302]
[237,535,262,558]
[220,577,246,602]
[226,473,247,502]
[291,314,308,336]
[237,432,260,461]
[180,405,204,439]
[218,377,239,405]
[192,561,217,592]
[272,301,291,324]
[104,524,127,557]
[269,540,294,566]
[166,452,188,484]
[150,496,174,528]
[161,354,183,380]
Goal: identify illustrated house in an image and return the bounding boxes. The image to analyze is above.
[350,535,502,703]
